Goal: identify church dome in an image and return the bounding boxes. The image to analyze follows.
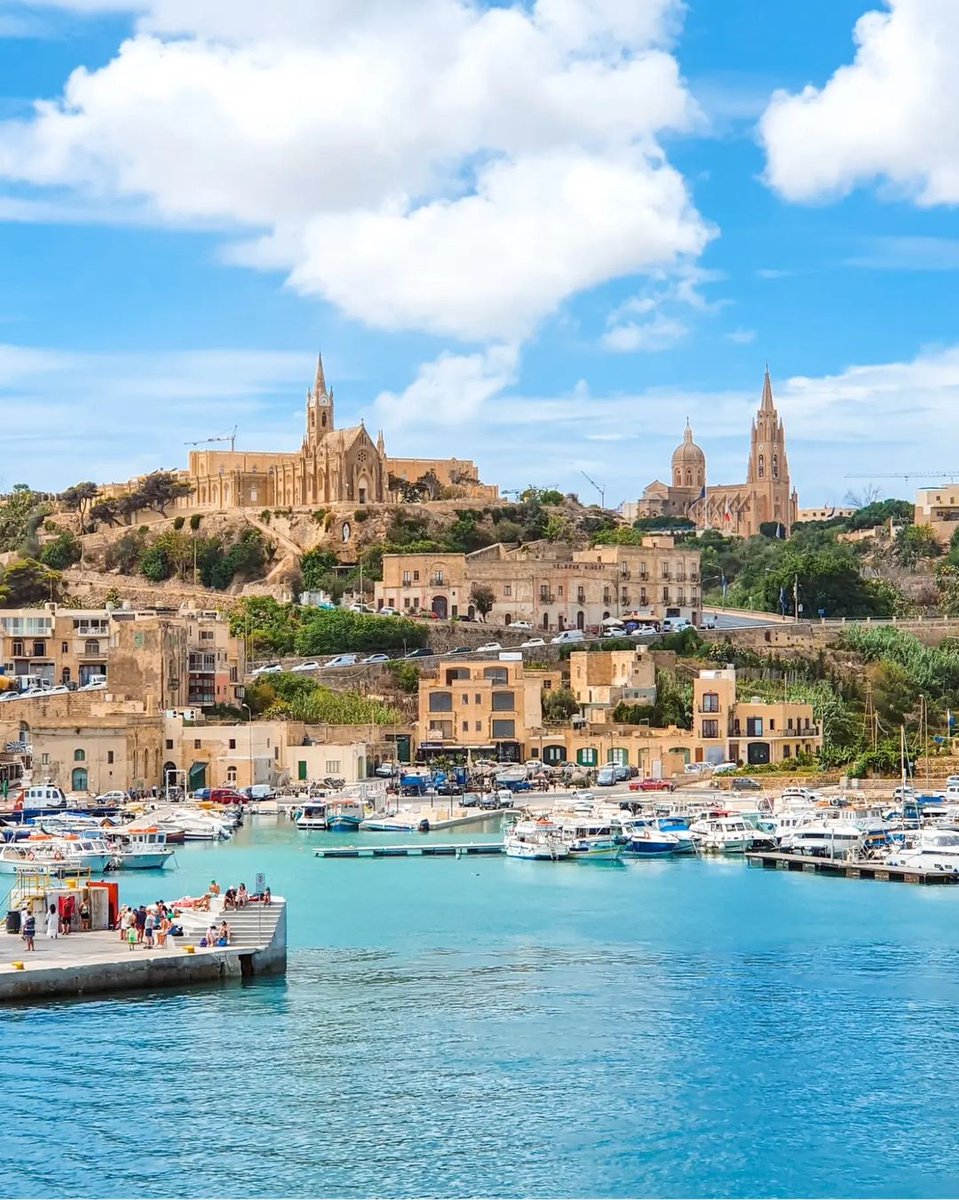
[672,421,705,469]
[671,421,705,490]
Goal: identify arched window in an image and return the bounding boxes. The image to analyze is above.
[73,748,85,762]
[227,766,237,784]
[772,454,779,479]
[758,454,765,479]
[674,469,681,486]
[686,470,692,487]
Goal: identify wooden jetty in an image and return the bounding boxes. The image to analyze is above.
[314,842,505,859]
[747,851,959,886]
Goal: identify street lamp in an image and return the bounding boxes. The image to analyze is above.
[241,702,253,790]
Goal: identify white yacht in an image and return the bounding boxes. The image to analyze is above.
[779,819,864,858]
[558,819,624,861]
[163,809,233,841]
[505,818,569,861]
[688,816,755,854]
[0,836,113,875]
[295,801,328,830]
[886,830,959,872]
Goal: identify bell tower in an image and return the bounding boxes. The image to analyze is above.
[747,366,794,534]
[304,351,334,449]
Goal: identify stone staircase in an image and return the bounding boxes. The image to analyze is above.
[178,898,285,950]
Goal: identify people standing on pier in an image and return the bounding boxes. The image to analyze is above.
[21,910,35,951]
[45,904,58,940]
[144,911,155,949]
[79,898,90,932]
[135,905,147,944]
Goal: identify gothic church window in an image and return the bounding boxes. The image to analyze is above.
[772,454,779,479]
[758,454,765,479]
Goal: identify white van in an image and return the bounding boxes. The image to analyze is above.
[550,629,585,645]
[23,785,68,807]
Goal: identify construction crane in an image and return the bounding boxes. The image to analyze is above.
[845,471,959,483]
[580,470,607,509]
[185,425,238,452]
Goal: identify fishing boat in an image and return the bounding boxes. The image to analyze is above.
[688,815,755,854]
[558,818,625,861]
[294,801,328,830]
[504,817,569,860]
[107,827,175,870]
[325,798,364,832]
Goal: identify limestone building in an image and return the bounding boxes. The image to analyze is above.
[181,354,494,510]
[376,536,701,630]
[635,368,799,538]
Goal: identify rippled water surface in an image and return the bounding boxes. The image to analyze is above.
[4,815,959,1198]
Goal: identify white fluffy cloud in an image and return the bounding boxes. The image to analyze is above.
[761,0,959,205]
[0,0,711,340]
[375,344,520,427]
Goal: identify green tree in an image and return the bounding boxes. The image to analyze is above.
[0,487,52,554]
[541,686,579,723]
[469,582,495,620]
[132,471,194,516]
[138,542,173,582]
[59,481,99,533]
[895,523,943,568]
[39,531,82,570]
[1,558,62,605]
[89,498,123,528]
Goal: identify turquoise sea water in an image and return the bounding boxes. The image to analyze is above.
[4,814,959,1198]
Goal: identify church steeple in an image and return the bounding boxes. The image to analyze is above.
[313,351,327,400]
[760,364,775,413]
[304,351,334,449]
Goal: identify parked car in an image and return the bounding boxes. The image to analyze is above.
[629,778,676,792]
[550,629,585,645]
[446,646,473,655]
[251,663,282,676]
[730,777,762,792]
[377,607,401,616]
[699,615,717,630]
[348,603,375,614]
[210,788,248,805]
[520,637,546,648]
[96,790,128,804]
[362,653,390,664]
[712,761,738,775]
[461,792,483,808]
[684,762,706,775]
[242,784,275,801]
[507,620,533,630]
[597,766,617,787]
[192,788,212,802]
[603,627,628,639]
[404,647,436,659]
[476,642,502,652]
[612,764,631,782]
[325,654,359,668]
[291,661,320,672]
[661,617,692,634]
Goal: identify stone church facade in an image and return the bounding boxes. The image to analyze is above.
[182,355,493,510]
[634,368,799,538]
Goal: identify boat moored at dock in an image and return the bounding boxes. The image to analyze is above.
[505,818,569,860]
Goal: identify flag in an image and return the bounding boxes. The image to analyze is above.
[723,498,731,523]
[777,523,784,539]
[691,485,707,508]
[720,572,727,600]
[778,586,787,614]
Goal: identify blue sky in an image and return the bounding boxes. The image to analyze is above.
[0,0,956,507]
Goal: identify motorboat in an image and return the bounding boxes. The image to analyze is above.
[505,818,569,861]
[360,815,416,832]
[0,835,113,875]
[162,808,232,841]
[779,819,865,858]
[886,829,959,872]
[777,787,821,812]
[325,798,364,832]
[557,819,625,861]
[107,827,175,870]
[295,801,328,830]
[688,816,755,854]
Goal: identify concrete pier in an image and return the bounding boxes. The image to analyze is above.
[314,842,504,859]
[746,852,959,885]
[0,899,286,1003]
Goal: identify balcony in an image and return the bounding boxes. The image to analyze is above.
[539,592,555,603]
[429,575,445,587]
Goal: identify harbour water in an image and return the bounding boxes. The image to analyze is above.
[4,813,959,1198]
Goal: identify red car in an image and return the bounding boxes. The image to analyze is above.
[629,778,676,792]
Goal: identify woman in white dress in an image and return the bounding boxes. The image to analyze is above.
[45,904,58,940]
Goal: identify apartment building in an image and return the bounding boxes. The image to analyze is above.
[692,666,821,767]
[0,605,245,710]
[914,487,959,546]
[377,536,701,630]
[418,657,551,762]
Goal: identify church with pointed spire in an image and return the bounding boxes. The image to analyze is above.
[633,368,798,537]
[183,352,493,511]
